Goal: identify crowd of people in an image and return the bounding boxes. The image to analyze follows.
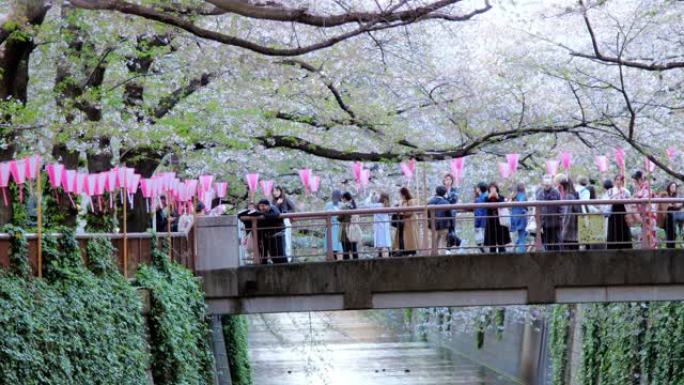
[234,170,684,264]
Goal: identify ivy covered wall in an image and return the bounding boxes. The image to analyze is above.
[0,228,218,385]
[550,303,684,385]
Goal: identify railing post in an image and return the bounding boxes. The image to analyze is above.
[534,207,543,251]
[430,208,438,256]
[325,216,334,261]
[422,206,430,256]
[250,218,261,264]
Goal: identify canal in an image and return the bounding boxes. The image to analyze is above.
[248,310,522,385]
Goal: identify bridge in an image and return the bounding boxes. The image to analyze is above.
[3,198,683,315]
[195,198,684,314]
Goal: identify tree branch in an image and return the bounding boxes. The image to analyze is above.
[152,72,216,121]
[69,0,490,56]
[572,1,684,71]
[255,122,590,161]
[204,0,490,27]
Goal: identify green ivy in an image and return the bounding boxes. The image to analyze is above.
[136,234,215,385]
[0,231,149,385]
[3,224,30,278]
[222,315,253,385]
[549,304,570,385]
[557,302,684,385]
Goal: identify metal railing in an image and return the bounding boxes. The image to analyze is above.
[239,198,684,265]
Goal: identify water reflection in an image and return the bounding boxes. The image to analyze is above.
[248,311,520,385]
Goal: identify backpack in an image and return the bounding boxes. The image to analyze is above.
[347,214,363,243]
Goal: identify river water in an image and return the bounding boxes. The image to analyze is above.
[248,311,520,385]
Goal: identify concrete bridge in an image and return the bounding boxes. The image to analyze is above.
[200,248,684,314]
[195,211,684,315]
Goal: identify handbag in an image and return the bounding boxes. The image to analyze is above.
[498,207,511,228]
[347,214,363,243]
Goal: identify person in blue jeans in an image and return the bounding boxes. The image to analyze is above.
[510,183,528,252]
[473,182,489,252]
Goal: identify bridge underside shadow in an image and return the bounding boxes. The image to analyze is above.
[200,250,684,315]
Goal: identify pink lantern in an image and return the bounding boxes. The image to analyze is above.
[214,182,228,199]
[127,173,141,192]
[260,180,274,197]
[141,179,152,198]
[62,170,76,193]
[352,162,363,183]
[199,175,214,194]
[298,169,312,191]
[116,167,126,188]
[47,163,64,189]
[309,175,321,193]
[614,148,626,172]
[74,172,86,194]
[408,159,416,174]
[107,169,118,192]
[10,159,27,185]
[666,147,677,163]
[545,160,560,176]
[644,158,656,173]
[0,162,10,205]
[9,160,27,202]
[450,158,465,182]
[85,174,98,196]
[498,162,511,179]
[359,169,371,188]
[505,154,519,175]
[245,173,259,194]
[560,151,572,170]
[95,172,107,195]
[595,155,609,173]
[185,179,198,197]
[400,162,414,180]
[25,155,41,180]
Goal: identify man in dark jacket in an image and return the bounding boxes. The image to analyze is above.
[428,186,451,255]
[238,200,286,264]
[535,176,562,251]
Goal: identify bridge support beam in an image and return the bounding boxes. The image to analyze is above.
[209,315,232,385]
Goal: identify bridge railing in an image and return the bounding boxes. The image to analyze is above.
[0,228,196,277]
[239,198,684,265]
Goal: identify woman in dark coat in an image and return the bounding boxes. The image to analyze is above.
[484,183,511,253]
[606,175,632,249]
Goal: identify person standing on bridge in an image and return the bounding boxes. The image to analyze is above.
[557,175,580,250]
[272,186,296,261]
[427,186,451,255]
[605,175,632,249]
[536,175,562,251]
[442,174,462,250]
[484,183,511,253]
[473,182,489,252]
[239,200,287,264]
[324,190,343,260]
[392,187,420,256]
[510,183,528,253]
[339,192,361,259]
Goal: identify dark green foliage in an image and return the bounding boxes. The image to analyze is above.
[86,236,117,275]
[43,228,82,282]
[0,231,149,385]
[553,302,684,385]
[3,224,30,278]
[84,194,119,232]
[222,315,253,385]
[9,182,30,229]
[136,236,215,385]
[549,304,570,385]
[42,176,79,230]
